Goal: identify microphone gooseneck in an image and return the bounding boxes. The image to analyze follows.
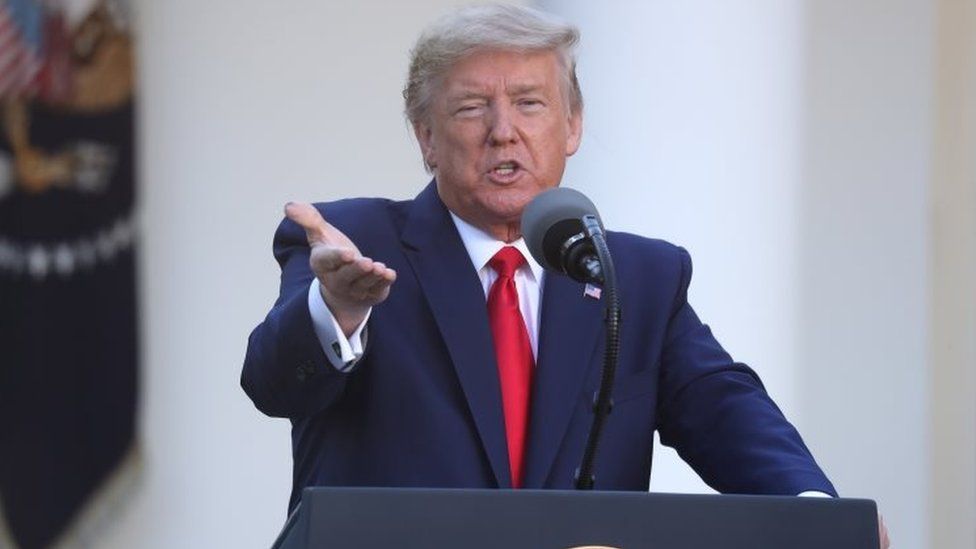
[521,188,622,490]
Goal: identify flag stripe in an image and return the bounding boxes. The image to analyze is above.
[0,2,45,98]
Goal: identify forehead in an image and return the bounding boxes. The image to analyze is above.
[439,49,562,96]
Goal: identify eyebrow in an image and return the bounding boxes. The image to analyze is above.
[446,83,547,103]
[506,83,546,96]
[447,91,490,103]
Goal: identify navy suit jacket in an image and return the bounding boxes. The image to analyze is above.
[241,182,836,512]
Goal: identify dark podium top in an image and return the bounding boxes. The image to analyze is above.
[273,487,878,548]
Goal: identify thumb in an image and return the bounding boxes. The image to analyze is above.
[284,202,332,244]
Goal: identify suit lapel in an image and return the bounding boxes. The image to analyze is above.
[522,272,603,488]
[400,183,512,488]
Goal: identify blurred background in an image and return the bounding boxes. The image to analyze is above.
[0,0,972,547]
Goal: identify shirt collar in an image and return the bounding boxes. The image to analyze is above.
[449,212,545,283]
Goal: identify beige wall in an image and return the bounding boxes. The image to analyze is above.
[931,0,976,547]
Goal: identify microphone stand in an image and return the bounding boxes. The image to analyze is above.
[574,215,621,490]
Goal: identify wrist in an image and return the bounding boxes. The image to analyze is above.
[319,284,369,338]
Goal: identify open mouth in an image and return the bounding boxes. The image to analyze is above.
[489,161,523,181]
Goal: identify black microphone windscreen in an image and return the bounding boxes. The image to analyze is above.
[521,187,601,273]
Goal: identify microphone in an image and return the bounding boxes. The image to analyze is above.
[521,187,605,284]
[521,187,620,491]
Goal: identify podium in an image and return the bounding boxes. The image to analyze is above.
[272,487,878,548]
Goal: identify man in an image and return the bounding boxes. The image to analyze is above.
[241,5,887,546]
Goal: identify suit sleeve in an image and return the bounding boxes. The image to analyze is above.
[240,216,353,418]
[655,247,837,496]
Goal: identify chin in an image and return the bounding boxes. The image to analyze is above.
[481,192,533,219]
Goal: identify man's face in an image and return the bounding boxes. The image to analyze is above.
[414,49,583,242]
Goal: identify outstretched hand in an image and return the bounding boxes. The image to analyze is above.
[285,202,396,337]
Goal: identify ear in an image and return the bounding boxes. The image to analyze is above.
[412,121,437,168]
[565,109,583,157]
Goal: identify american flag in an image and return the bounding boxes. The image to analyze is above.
[584,283,602,300]
[0,0,71,101]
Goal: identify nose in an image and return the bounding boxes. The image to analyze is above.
[487,104,519,146]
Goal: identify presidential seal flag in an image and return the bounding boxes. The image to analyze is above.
[0,1,139,547]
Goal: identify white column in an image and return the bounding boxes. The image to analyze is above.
[539,0,806,495]
[797,2,933,547]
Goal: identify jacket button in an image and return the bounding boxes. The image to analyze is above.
[296,361,316,382]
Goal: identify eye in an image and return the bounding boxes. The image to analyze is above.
[517,98,545,112]
[454,103,485,117]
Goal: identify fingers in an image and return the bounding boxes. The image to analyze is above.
[359,261,397,298]
[367,261,397,288]
[343,259,397,300]
[313,248,397,307]
[285,202,331,244]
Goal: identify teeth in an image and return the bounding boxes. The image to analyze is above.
[494,163,516,175]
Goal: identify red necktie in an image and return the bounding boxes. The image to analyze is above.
[487,246,534,488]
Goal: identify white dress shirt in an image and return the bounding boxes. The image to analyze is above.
[307,279,370,372]
[447,212,545,359]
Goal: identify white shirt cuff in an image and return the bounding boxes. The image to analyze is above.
[307,278,370,372]
[797,491,833,498]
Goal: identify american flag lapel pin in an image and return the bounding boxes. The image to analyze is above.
[583,283,602,300]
